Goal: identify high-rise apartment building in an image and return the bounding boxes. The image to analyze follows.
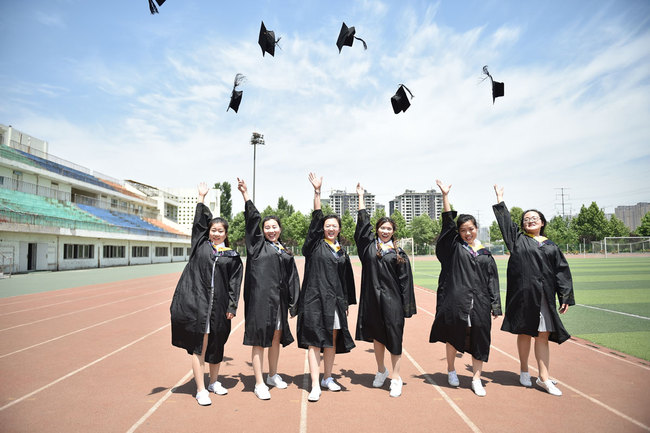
[389,189,442,223]
[615,202,650,231]
[328,190,376,218]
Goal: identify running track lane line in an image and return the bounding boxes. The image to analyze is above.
[414,285,650,370]
[0,287,172,332]
[575,303,650,320]
[0,323,169,412]
[125,319,246,433]
[299,350,310,433]
[418,305,650,432]
[0,299,170,359]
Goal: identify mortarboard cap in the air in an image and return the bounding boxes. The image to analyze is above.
[148,0,166,14]
[391,84,414,114]
[336,22,368,53]
[258,21,281,57]
[482,66,504,104]
[227,74,246,113]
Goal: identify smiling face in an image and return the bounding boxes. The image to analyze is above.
[459,220,478,244]
[323,217,340,242]
[263,218,281,243]
[209,222,227,245]
[522,211,544,236]
[377,221,395,243]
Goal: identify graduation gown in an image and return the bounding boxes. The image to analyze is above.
[242,200,300,347]
[354,209,416,355]
[170,203,243,364]
[297,210,356,353]
[429,211,501,362]
[493,202,575,344]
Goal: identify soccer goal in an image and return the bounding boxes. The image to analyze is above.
[399,237,416,272]
[591,237,650,258]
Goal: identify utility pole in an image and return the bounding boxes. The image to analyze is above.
[250,132,265,203]
[555,187,571,218]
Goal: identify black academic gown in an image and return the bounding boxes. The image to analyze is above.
[170,203,243,364]
[493,201,575,344]
[354,209,416,355]
[242,200,300,347]
[297,210,356,353]
[429,211,501,362]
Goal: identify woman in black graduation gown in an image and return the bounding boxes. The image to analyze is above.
[298,173,356,402]
[354,183,416,398]
[493,184,574,396]
[170,182,243,406]
[237,178,300,401]
[428,180,501,397]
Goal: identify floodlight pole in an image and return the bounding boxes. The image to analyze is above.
[250,132,265,203]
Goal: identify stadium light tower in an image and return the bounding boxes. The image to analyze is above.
[250,132,265,202]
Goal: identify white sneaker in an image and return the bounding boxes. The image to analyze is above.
[520,371,532,387]
[447,371,460,387]
[321,377,341,391]
[266,374,288,389]
[254,383,271,400]
[195,389,211,406]
[372,368,390,387]
[208,380,228,395]
[389,378,403,397]
[308,386,322,402]
[471,379,486,397]
[536,378,562,396]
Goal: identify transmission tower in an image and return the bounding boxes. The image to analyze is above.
[554,187,571,218]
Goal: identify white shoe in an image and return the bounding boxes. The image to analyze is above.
[447,371,460,387]
[266,374,288,389]
[308,386,322,402]
[520,371,532,387]
[471,379,486,397]
[536,378,562,396]
[389,378,403,397]
[254,383,271,400]
[195,389,211,406]
[321,377,341,391]
[372,368,390,387]
[208,380,228,395]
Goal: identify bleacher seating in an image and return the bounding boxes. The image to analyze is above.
[76,204,168,234]
[0,144,41,168]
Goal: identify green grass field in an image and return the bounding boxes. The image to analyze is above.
[413,256,650,361]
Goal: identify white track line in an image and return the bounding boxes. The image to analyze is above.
[575,303,650,320]
[0,287,171,332]
[299,350,310,433]
[0,323,169,412]
[126,319,246,433]
[417,305,650,431]
[566,339,650,370]
[0,299,169,359]
[403,349,481,433]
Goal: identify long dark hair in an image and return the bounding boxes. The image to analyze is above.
[521,209,546,236]
[456,214,477,231]
[209,217,230,247]
[262,215,292,255]
[374,216,405,264]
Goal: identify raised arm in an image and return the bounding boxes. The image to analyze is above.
[308,172,322,211]
[198,182,209,204]
[436,179,451,212]
[237,177,250,202]
[356,183,365,210]
[494,184,504,204]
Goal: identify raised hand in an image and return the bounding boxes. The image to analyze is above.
[237,178,247,194]
[198,182,209,197]
[435,179,451,195]
[494,184,504,203]
[356,183,364,196]
[308,172,322,191]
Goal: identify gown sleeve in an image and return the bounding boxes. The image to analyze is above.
[492,201,519,253]
[487,256,502,315]
[343,254,357,306]
[554,247,575,306]
[191,203,212,250]
[354,209,374,254]
[244,200,264,257]
[302,210,324,257]
[227,256,244,315]
[287,258,300,317]
[436,211,458,264]
[398,252,417,318]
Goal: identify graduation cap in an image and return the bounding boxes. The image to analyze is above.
[482,65,505,104]
[336,22,367,53]
[227,74,246,113]
[391,84,414,114]
[148,0,165,14]
[258,21,281,57]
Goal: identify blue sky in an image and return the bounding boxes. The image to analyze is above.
[1,0,649,224]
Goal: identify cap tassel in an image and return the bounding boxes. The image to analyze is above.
[149,0,159,14]
[400,84,414,100]
[227,73,246,112]
[354,36,368,50]
[481,65,497,104]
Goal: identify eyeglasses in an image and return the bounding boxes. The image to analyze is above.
[523,217,540,223]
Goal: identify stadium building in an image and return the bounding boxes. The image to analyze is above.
[0,124,217,275]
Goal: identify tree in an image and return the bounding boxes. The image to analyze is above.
[282,211,309,248]
[213,181,232,221]
[510,206,524,232]
[489,220,503,242]
[545,215,578,246]
[370,208,387,229]
[637,212,650,236]
[571,202,609,242]
[229,211,246,247]
[390,210,411,239]
[410,214,436,246]
[608,215,630,237]
[340,210,356,246]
